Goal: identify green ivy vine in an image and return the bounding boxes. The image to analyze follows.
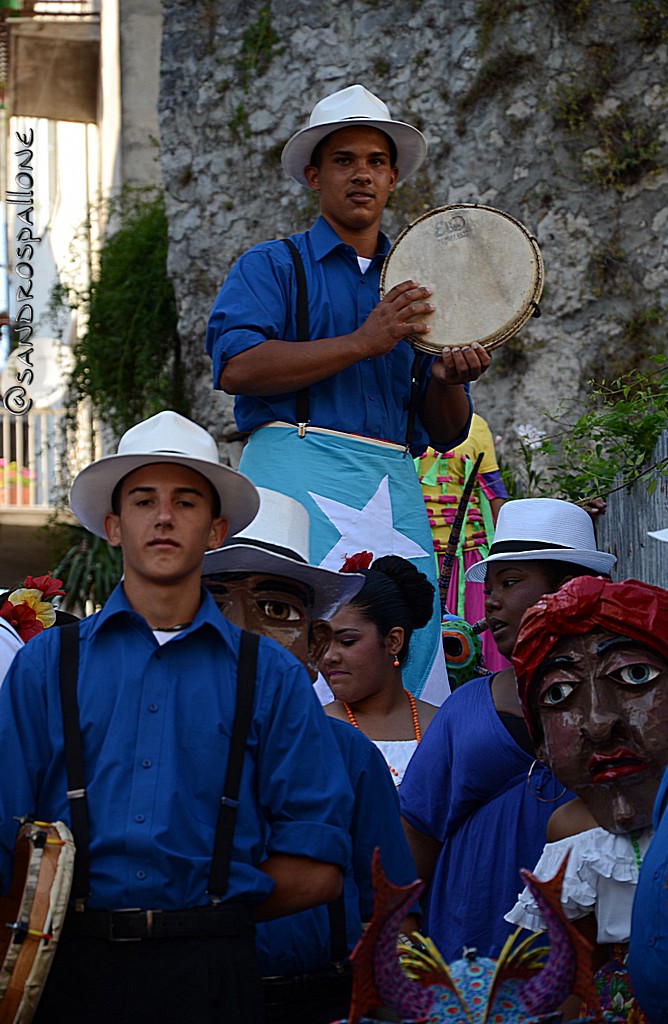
[50,186,188,441]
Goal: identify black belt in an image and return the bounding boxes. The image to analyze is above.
[65,903,253,942]
[263,963,351,997]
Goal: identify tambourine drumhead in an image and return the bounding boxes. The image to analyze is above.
[0,821,75,1023]
[380,204,544,355]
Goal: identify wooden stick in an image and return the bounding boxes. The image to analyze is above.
[438,451,484,616]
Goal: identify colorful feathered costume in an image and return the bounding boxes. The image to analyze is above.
[331,850,603,1024]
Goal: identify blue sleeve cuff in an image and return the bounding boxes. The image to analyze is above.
[267,820,352,868]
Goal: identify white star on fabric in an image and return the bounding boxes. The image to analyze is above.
[308,475,432,570]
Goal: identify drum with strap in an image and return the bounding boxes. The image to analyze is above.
[0,820,75,1023]
[380,204,544,354]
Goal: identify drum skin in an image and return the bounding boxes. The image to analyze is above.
[380,204,544,354]
[0,822,75,1023]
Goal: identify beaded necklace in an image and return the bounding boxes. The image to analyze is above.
[342,688,421,778]
[630,830,643,872]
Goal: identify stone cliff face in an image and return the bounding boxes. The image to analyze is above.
[158,0,667,468]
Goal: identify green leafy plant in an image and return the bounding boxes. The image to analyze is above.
[586,237,628,298]
[50,523,123,614]
[507,361,668,504]
[588,302,665,382]
[552,46,614,137]
[51,187,188,441]
[586,104,663,191]
[632,0,668,42]
[235,5,282,90]
[474,0,523,53]
[230,103,250,142]
[455,48,536,131]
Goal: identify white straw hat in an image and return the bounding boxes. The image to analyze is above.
[465,498,617,583]
[69,411,259,539]
[648,527,668,542]
[281,84,427,188]
[202,488,364,620]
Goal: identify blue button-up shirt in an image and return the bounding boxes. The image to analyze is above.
[0,585,352,910]
[628,765,668,1023]
[206,217,470,456]
[256,718,418,975]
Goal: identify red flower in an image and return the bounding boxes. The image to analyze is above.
[340,551,373,573]
[0,600,45,641]
[23,574,65,598]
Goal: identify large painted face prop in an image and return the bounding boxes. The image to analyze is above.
[514,576,668,834]
[203,572,330,679]
[534,628,668,832]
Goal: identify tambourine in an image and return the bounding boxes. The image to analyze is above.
[380,204,544,355]
[0,820,75,1023]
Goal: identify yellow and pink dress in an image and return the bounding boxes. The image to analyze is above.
[415,414,509,674]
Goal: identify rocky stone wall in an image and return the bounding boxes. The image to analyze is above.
[158,0,668,473]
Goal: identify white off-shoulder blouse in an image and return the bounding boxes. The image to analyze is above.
[505,826,653,944]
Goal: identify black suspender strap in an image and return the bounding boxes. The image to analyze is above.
[327,895,348,967]
[59,623,259,906]
[404,349,425,454]
[283,238,311,438]
[283,237,421,453]
[208,629,259,898]
[58,622,91,907]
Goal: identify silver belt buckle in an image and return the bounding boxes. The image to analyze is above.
[107,907,153,942]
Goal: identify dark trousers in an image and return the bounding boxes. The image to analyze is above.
[263,966,352,1024]
[33,928,265,1024]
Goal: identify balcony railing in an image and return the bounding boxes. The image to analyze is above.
[0,405,102,519]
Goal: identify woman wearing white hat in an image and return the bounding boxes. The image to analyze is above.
[206,83,490,708]
[399,498,616,966]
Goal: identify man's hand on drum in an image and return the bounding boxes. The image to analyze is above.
[431,342,491,386]
[354,280,434,357]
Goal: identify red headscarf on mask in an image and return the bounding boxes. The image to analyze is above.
[513,576,668,744]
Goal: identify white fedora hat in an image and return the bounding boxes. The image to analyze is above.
[281,84,427,188]
[202,488,364,620]
[648,527,668,542]
[465,497,617,583]
[69,410,259,539]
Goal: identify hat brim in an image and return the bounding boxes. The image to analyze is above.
[202,542,364,620]
[69,454,259,540]
[281,118,427,187]
[648,528,668,542]
[464,547,617,583]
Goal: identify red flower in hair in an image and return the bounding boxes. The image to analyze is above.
[24,574,65,598]
[0,600,44,641]
[340,551,373,573]
[0,572,67,641]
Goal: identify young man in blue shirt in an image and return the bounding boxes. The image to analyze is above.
[0,411,353,1024]
[202,486,420,1024]
[206,84,491,706]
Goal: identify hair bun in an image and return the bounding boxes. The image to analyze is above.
[370,555,434,631]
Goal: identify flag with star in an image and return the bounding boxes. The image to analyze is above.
[238,426,450,704]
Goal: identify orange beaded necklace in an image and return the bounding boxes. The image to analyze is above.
[342,688,421,778]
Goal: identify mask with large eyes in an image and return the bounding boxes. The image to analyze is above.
[257,598,304,623]
[539,658,665,708]
[534,629,668,834]
[202,572,315,675]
